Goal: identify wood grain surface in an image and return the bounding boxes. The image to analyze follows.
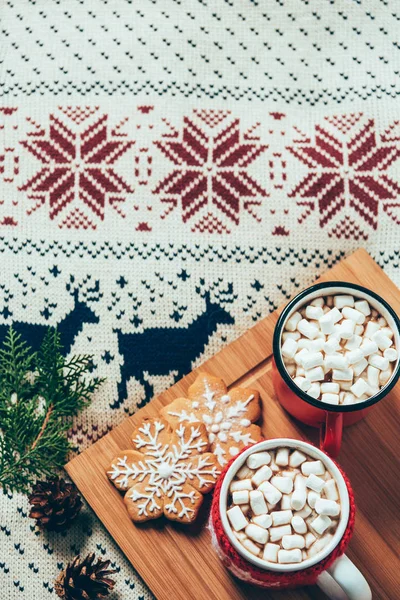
[66,248,400,600]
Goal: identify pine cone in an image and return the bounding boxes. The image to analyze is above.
[55,553,116,600]
[28,477,82,532]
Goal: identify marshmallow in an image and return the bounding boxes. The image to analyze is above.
[245,523,269,545]
[281,337,299,359]
[282,534,305,550]
[252,465,273,487]
[297,319,320,340]
[306,473,326,493]
[324,337,341,354]
[289,450,307,468]
[236,465,254,480]
[321,382,340,393]
[339,319,356,339]
[247,451,271,469]
[232,490,249,505]
[354,299,370,316]
[305,305,324,320]
[353,358,368,377]
[307,383,321,399]
[381,327,394,339]
[301,460,325,476]
[378,316,387,327]
[324,354,348,370]
[278,549,302,563]
[242,538,261,556]
[310,514,332,535]
[364,321,380,339]
[281,494,292,510]
[285,311,302,332]
[253,513,272,529]
[332,367,353,381]
[282,331,301,342]
[315,498,340,516]
[379,367,392,386]
[297,339,312,350]
[270,476,293,494]
[305,532,317,549]
[263,543,280,562]
[319,312,336,334]
[350,377,369,398]
[368,354,389,371]
[293,376,312,392]
[346,348,364,365]
[323,481,338,503]
[304,366,325,382]
[269,524,292,542]
[271,510,293,526]
[275,447,290,466]
[307,491,321,509]
[291,515,307,534]
[360,339,379,357]
[295,366,305,377]
[310,297,324,307]
[321,393,339,405]
[281,470,297,480]
[384,347,398,362]
[249,490,269,516]
[308,534,333,557]
[233,530,247,541]
[240,504,251,516]
[294,347,309,365]
[342,392,356,405]
[295,504,312,519]
[227,505,248,531]
[291,489,307,511]
[342,306,365,324]
[371,330,393,351]
[367,365,380,389]
[302,351,324,370]
[259,481,282,506]
[309,338,325,352]
[334,295,355,309]
[294,473,307,491]
[230,479,253,492]
[355,325,364,336]
[345,335,362,350]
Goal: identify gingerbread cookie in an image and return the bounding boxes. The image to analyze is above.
[107,418,220,523]
[161,373,262,466]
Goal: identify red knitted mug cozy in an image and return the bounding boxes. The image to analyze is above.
[210,444,356,590]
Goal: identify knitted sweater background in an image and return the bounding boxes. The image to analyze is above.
[0,1,399,598]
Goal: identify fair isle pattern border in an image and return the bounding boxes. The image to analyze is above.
[1,106,400,240]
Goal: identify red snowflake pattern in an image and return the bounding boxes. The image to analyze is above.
[154,111,267,231]
[288,114,400,238]
[19,110,134,227]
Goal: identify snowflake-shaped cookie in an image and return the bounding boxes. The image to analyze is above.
[107,418,220,523]
[160,373,262,466]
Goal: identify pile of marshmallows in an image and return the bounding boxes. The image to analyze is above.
[281,294,398,404]
[227,447,340,565]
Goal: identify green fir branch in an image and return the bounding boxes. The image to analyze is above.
[0,327,104,494]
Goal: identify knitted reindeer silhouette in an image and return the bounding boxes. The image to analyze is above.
[112,288,235,410]
[0,278,100,354]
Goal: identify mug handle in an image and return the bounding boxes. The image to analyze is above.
[320,411,343,457]
[316,554,372,600]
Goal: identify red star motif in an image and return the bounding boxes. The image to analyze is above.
[288,115,400,237]
[154,112,267,228]
[19,112,134,222]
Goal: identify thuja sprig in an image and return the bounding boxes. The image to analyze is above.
[0,327,104,494]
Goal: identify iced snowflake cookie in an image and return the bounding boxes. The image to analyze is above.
[107,418,220,523]
[160,373,262,467]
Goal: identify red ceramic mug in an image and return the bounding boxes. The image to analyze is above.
[272,282,400,457]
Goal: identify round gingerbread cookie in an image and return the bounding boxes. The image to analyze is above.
[107,417,220,524]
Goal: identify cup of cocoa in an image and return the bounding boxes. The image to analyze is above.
[210,439,371,599]
[272,282,400,456]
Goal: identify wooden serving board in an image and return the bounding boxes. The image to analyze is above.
[66,249,400,600]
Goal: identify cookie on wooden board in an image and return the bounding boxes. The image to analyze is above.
[161,373,262,466]
[107,418,220,523]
